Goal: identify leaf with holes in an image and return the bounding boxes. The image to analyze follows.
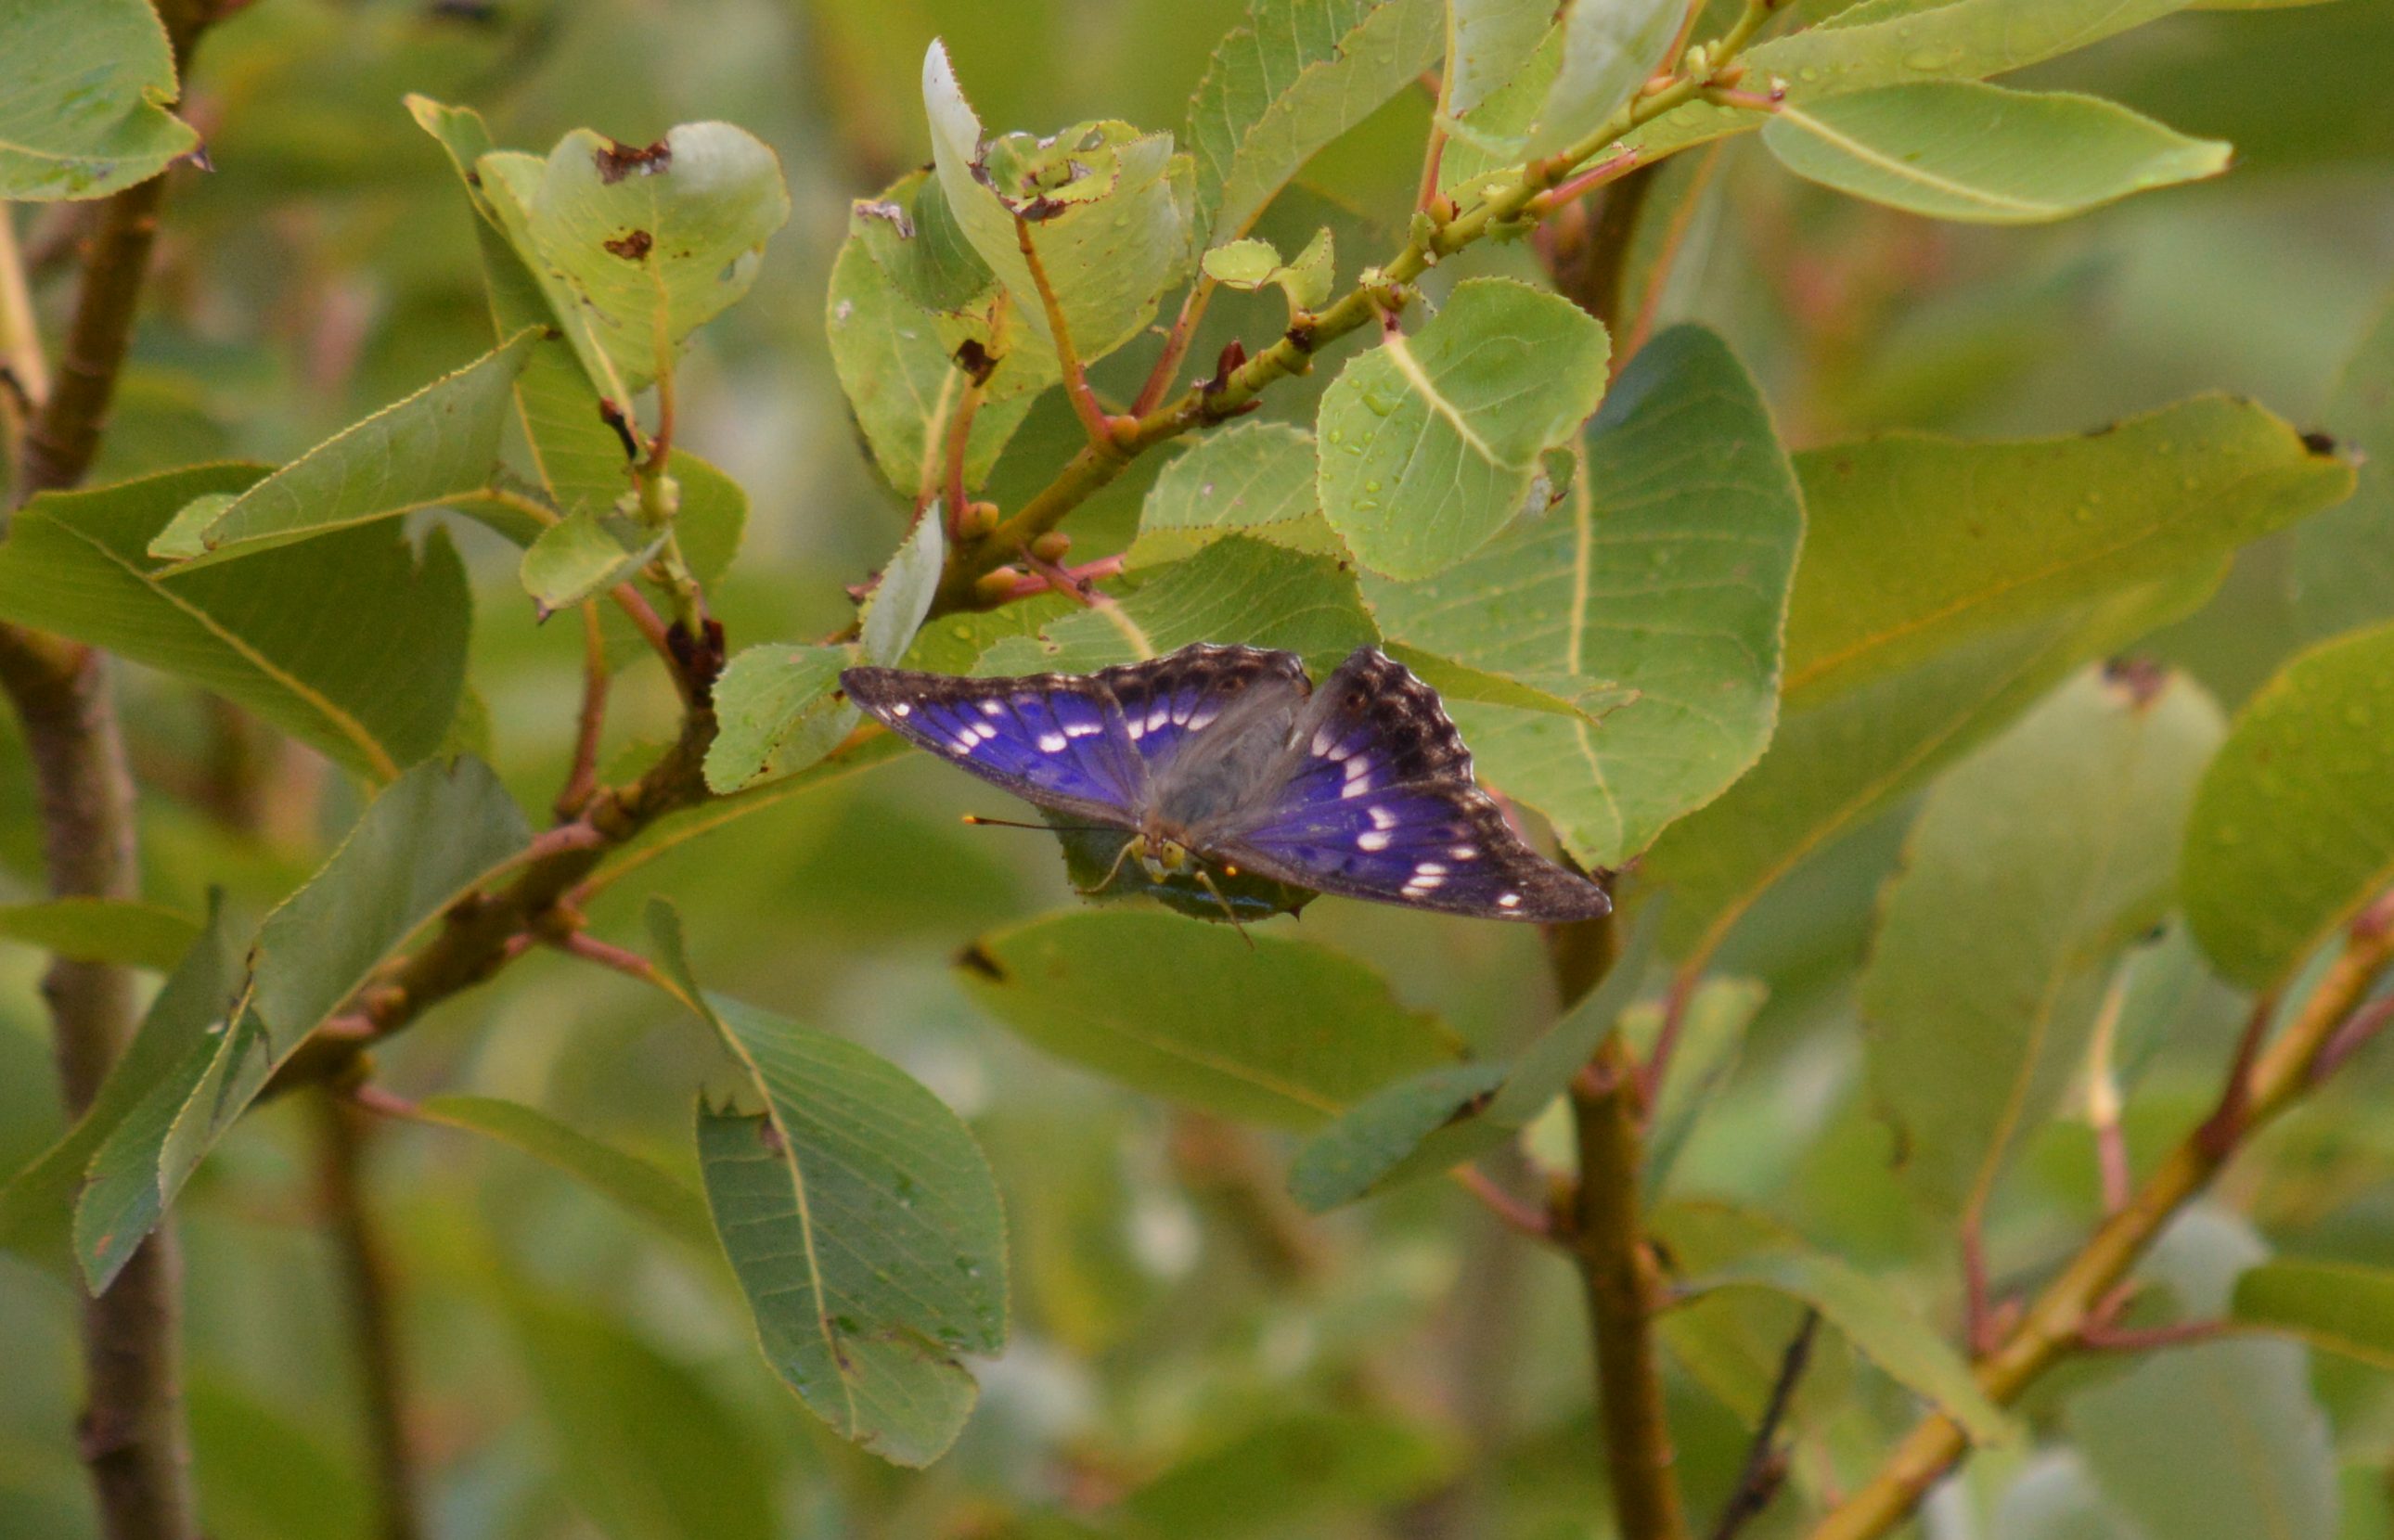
[1363,326,1802,866]
[0,0,199,199]
[650,901,1008,1468]
[0,465,471,781]
[1764,83,2229,224]
[1863,667,2223,1225]
[924,44,1194,366]
[77,759,530,1291]
[476,122,791,397]
[1319,278,1611,580]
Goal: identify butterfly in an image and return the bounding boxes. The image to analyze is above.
[839,641,1611,923]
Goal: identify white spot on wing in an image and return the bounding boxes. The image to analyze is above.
[1415,862,1448,878]
[1063,720,1100,738]
[1450,845,1478,860]
[1369,806,1398,830]
[1127,718,1146,739]
[1037,732,1067,752]
[1187,702,1221,731]
[1342,777,1371,800]
[980,700,1007,717]
[1358,831,1391,852]
[1497,892,1521,909]
[1310,726,1336,756]
[892,702,912,717]
[1343,757,1371,782]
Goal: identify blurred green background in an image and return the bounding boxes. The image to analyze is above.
[3,1,2391,1536]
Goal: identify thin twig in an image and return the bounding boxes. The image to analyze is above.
[555,601,609,821]
[1640,963,1702,1109]
[1450,1166,1555,1243]
[1013,213,1121,455]
[313,1093,424,1540]
[1804,900,2394,1540]
[1709,1310,1821,1540]
[1130,281,1212,418]
[926,0,1783,618]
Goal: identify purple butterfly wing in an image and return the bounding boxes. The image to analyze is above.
[1204,648,1612,922]
[1088,644,1312,780]
[841,664,1149,827]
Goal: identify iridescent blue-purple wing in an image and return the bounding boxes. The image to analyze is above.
[841,664,1148,827]
[1088,643,1311,782]
[1206,648,1611,922]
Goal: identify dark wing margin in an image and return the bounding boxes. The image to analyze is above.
[1087,643,1312,775]
[841,664,1146,827]
[1209,647,1612,922]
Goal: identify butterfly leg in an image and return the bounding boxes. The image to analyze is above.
[1076,834,1144,898]
[1191,868,1255,950]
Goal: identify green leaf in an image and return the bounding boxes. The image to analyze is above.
[1764,83,2230,224]
[408,96,632,522]
[704,511,941,793]
[828,217,1039,503]
[924,44,1195,366]
[517,506,665,615]
[1439,21,1564,196]
[1201,228,1336,312]
[1651,1201,1855,1427]
[1126,421,1341,569]
[76,758,530,1292]
[1286,904,1660,1211]
[1989,1457,2122,1540]
[1185,0,1446,245]
[2183,621,2394,988]
[0,897,230,1268]
[1319,277,1611,580]
[1628,975,1767,1198]
[1378,642,1625,725]
[976,536,1380,677]
[650,902,1009,1468]
[507,1290,778,1540]
[2233,1258,2394,1371]
[1362,325,1803,866]
[1121,1410,1458,1540]
[147,332,539,565]
[2067,1211,2338,1540]
[187,1370,373,1540]
[1623,0,2202,163]
[958,908,1462,1128]
[1529,0,1683,157]
[1446,0,1556,122]
[2293,284,2394,640]
[1286,1060,1511,1212]
[1863,667,2223,1224]
[0,464,472,781]
[1649,573,2218,961]
[1783,395,2354,707]
[1680,1248,2014,1446]
[702,646,852,794]
[417,1094,712,1250]
[477,123,790,398]
[0,0,200,199]
[0,898,200,972]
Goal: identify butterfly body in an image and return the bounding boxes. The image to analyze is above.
[841,642,1610,923]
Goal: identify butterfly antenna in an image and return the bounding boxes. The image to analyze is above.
[1192,869,1255,951]
[963,815,1122,834]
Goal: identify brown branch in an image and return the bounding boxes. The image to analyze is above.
[1805,904,2394,1540]
[270,698,721,1096]
[1708,1310,1821,1540]
[0,10,227,1538]
[1570,1035,1693,1540]
[312,1093,423,1540]
[554,602,609,821]
[923,0,1782,620]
